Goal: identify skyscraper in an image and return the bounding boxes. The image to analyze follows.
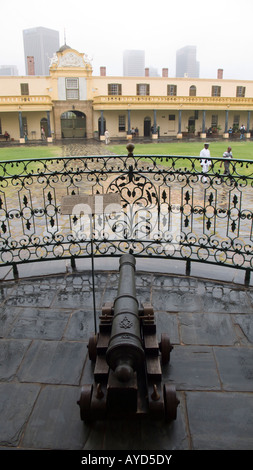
[123,50,145,77]
[0,65,18,76]
[176,46,199,78]
[23,27,60,76]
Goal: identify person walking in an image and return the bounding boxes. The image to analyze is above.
[240,124,246,140]
[41,127,46,140]
[200,143,211,182]
[220,146,233,178]
[104,129,110,144]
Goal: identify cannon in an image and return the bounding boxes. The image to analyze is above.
[77,254,179,422]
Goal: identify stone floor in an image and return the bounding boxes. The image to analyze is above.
[0,257,252,451]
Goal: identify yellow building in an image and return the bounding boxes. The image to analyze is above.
[1,45,253,143]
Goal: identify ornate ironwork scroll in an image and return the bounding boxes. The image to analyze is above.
[0,145,252,277]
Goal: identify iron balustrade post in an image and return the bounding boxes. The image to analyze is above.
[47,111,52,138]
[178,110,182,134]
[153,110,157,134]
[225,110,229,133]
[18,111,24,139]
[100,111,104,136]
[202,110,206,133]
[127,109,131,135]
[247,111,251,133]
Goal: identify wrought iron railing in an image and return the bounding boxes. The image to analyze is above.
[0,144,252,284]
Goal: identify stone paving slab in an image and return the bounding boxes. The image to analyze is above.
[17,340,87,385]
[163,346,221,391]
[0,339,31,381]
[214,347,253,391]
[178,312,238,345]
[233,314,253,344]
[186,391,253,450]
[4,276,65,308]
[21,385,86,450]
[0,383,40,446]
[7,307,72,340]
[0,265,252,450]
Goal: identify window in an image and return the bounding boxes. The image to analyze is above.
[108,84,122,95]
[118,115,126,132]
[137,84,150,95]
[212,86,221,97]
[189,85,196,96]
[169,115,175,120]
[20,83,29,95]
[66,78,79,100]
[233,115,240,128]
[22,116,28,135]
[236,86,246,97]
[167,85,177,96]
[211,115,218,128]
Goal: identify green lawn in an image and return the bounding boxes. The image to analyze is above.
[0,145,61,161]
[0,141,252,178]
[0,141,252,161]
[108,140,253,160]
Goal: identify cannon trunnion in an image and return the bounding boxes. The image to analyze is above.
[77,254,179,422]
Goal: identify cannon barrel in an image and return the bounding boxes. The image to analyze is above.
[106,254,144,382]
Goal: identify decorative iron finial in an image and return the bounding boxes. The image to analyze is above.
[126,143,135,157]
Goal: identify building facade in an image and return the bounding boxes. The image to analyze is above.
[0,45,253,143]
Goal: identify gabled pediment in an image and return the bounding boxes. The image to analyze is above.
[50,46,92,71]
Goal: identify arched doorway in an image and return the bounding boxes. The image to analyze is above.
[61,111,86,138]
[144,117,151,137]
[40,118,48,137]
[188,116,196,133]
[98,117,106,137]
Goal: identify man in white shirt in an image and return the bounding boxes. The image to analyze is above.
[200,143,211,182]
[104,130,110,144]
[220,146,233,176]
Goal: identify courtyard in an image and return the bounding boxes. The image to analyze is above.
[0,140,252,453]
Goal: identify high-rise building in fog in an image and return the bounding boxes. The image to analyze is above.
[176,46,199,78]
[123,50,145,77]
[23,27,60,76]
[0,65,18,76]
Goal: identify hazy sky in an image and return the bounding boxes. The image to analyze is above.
[1,0,253,79]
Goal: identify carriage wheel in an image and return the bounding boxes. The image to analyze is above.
[159,333,173,364]
[87,334,98,361]
[77,384,93,421]
[163,383,179,421]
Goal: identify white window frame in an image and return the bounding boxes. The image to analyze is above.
[167,85,177,96]
[108,83,122,95]
[118,115,126,132]
[66,78,79,100]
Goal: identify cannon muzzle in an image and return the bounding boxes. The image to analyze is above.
[106,254,144,381]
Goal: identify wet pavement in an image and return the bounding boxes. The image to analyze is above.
[0,257,252,451]
[0,141,252,453]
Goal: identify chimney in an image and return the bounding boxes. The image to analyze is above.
[162,68,168,78]
[27,56,35,75]
[100,66,106,76]
[145,68,149,77]
[217,68,223,79]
